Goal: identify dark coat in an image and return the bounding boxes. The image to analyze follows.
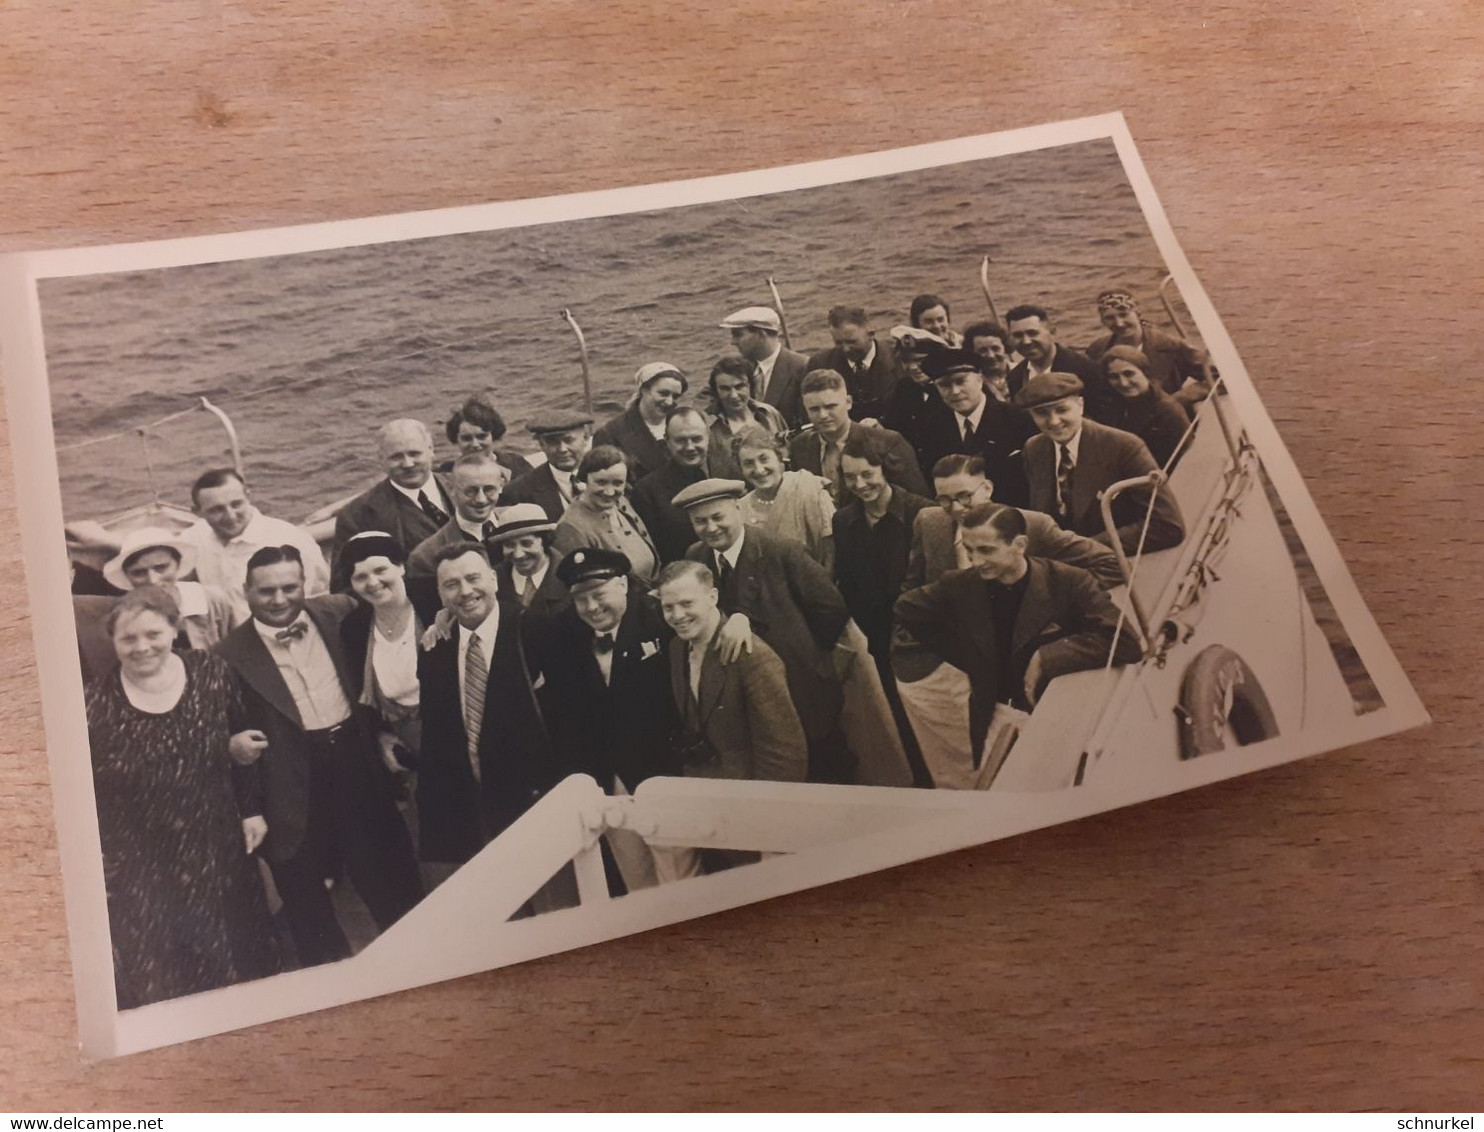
[593,405,669,483]
[685,526,850,743]
[527,591,681,791]
[894,558,1142,756]
[74,594,119,683]
[1007,344,1112,421]
[1024,419,1186,555]
[1104,385,1192,470]
[761,346,812,429]
[904,505,1125,592]
[406,518,482,580]
[831,488,934,655]
[806,339,902,422]
[881,377,954,483]
[214,597,422,910]
[494,550,571,618]
[501,463,572,523]
[787,422,930,502]
[415,596,564,863]
[331,475,454,585]
[631,459,710,566]
[669,631,808,783]
[915,396,1039,508]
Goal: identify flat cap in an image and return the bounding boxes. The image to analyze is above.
[671,477,749,510]
[555,545,631,589]
[719,306,782,333]
[526,411,593,436]
[1013,372,1086,409]
[488,503,555,543]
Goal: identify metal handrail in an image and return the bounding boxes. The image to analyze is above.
[1097,469,1167,644]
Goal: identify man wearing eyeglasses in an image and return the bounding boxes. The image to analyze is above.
[405,451,510,581]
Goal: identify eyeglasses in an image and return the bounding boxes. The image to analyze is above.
[935,491,980,509]
[459,485,502,500]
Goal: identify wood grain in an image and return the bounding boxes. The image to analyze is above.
[1,0,1480,1111]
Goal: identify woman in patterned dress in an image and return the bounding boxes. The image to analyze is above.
[85,586,279,1009]
[733,424,836,570]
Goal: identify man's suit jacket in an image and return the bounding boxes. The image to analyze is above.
[1007,344,1113,421]
[806,340,902,422]
[787,422,930,502]
[502,463,571,523]
[894,558,1142,757]
[528,591,682,792]
[881,377,953,483]
[905,505,1125,592]
[495,551,571,618]
[916,397,1038,508]
[1024,419,1185,555]
[684,527,850,744]
[406,518,481,580]
[215,596,418,881]
[416,596,564,863]
[631,459,709,565]
[331,475,454,584]
[761,346,811,429]
[831,488,934,654]
[668,631,808,783]
[592,404,669,483]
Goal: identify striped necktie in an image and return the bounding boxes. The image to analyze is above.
[463,634,487,781]
[1056,442,1076,525]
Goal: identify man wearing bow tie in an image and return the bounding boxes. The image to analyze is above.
[331,418,455,586]
[525,547,685,889]
[218,545,423,968]
[405,451,508,580]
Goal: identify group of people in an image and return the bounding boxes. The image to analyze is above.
[72,284,1210,1010]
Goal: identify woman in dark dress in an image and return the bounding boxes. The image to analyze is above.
[85,586,279,1009]
[1100,345,1194,470]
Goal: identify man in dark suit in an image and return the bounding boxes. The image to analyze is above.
[806,305,902,423]
[405,452,506,580]
[879,325,955,484]
[918,349,1037,507]
[526,547,683,889]
[501,411,593,522]
[416,543,567,870]
[720,305,810,429]
[787,369,929,503]
[331,419,453,583]
[218,545,423,967]
[1014,373,1186,555]
[674,477,855,784]
[631,407,716,565]
[895,505,1143,783]
[894,453,1127,786]
[1004,304,1109,420]
[487,504,570,617]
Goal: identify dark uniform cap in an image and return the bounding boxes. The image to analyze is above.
[555,546,632,590]
[1012,372,1086,409]
[670,478,749,510]
[527,411,594,436]
[921,347,985,382]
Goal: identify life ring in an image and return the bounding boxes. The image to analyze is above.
[1176,645,1279,759]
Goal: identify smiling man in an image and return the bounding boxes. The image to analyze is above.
[787,370,928,503]
[632,406,717,565]
[1002,303,1104,416]
[416,543,565,875]
[918,348,1037,507]
[332,419,454,584]
[216,544,423,966]
[1014,373,1185,554]
[502,411,593,522]
[405,451,508,580]
[183,467,331,622]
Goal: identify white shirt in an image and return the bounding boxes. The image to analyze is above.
[550,466,576,504]
[185,509,331,622]
[956,397,987,440]
[253,612,351,730]
[593,630,617,686]
[455,514,491,541]
[856,341,877,373]
[715,530,745,577]
[514,557,549,600]
[1058,427,1084,469]
[455,608,501,709]
[369,614,420,707]
[755,341,783,399]
[389,474,450,514]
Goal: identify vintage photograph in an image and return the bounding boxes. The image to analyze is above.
[0,115,1425,1057]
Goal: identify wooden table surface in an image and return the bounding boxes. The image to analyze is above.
[2,0,1480,1112]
